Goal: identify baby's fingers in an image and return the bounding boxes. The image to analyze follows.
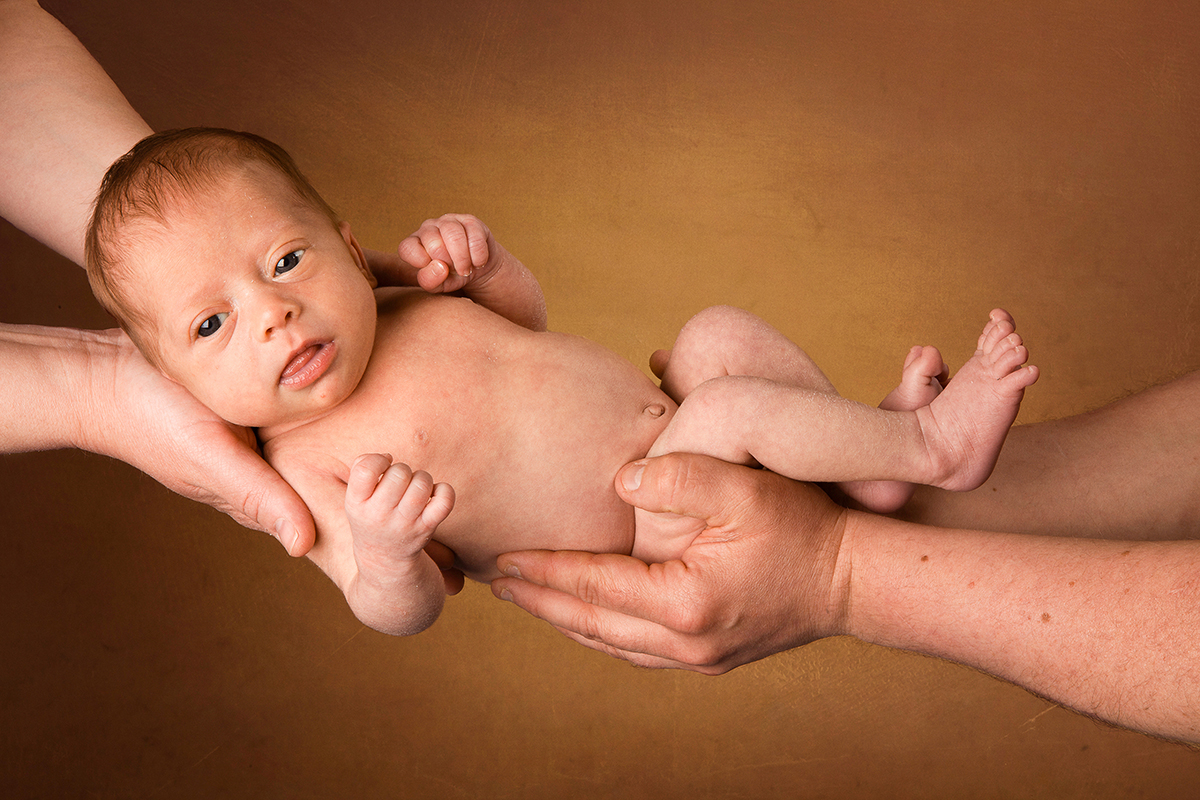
[420,482,455,528]
[415,259,453,292]
[455,215,491,270]
[346,453,395,504]
[390,467,433,516]
[413,217,468,277]
[390,468,454,527]
[398,234,433,268]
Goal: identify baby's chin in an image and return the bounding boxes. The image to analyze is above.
[249,392,356,442]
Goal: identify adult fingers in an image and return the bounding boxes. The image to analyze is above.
[551,625,704,671]
[493,551,707,634]
[491,554,721,669]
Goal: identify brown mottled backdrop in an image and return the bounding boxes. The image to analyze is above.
[3,0,1199,796]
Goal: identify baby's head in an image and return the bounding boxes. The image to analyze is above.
[86,128,378,430]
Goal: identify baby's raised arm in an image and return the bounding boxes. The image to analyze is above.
[398,214,548,332]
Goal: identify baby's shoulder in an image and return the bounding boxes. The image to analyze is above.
[373,288,519,343]
[373,286,477,317]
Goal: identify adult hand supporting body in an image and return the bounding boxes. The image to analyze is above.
[493,451,1200,744]
[495,454,849,672]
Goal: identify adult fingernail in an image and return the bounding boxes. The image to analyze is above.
[275,518,298,555]
[621,462,646,492]
[503,564,522,579]
[498,587,514,602]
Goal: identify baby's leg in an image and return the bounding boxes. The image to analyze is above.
[911,309,1039,492]
[633,306,844,562]
[652,305,839,402]
[631,310,1037,562]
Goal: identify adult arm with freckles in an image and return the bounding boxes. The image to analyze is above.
[0,0,317,553]
[493,452,1200,743]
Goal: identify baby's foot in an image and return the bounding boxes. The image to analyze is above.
[881,345,949,412]
[838,346,949,512]
[917,309,1039,492]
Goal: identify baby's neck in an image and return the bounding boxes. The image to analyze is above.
[256,401,347,446]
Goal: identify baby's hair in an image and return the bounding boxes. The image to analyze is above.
[84,127,340,361]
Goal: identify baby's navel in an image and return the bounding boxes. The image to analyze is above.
[644,403,666,417]
[413,428,429,447]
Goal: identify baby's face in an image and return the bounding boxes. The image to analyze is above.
[126,165,377,431]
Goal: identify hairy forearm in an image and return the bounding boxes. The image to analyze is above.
[899,371,1200,539]
[844,510,1200,742]
[0,322,113,453]
[0,0,150,263]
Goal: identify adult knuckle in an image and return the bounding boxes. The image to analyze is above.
[571,561,614,608]
[667,601,715,636]
[238,484,269,526]
[680,641,726,669]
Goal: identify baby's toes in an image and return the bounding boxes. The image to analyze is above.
[979,316,1016,354]
[905,345,948,386]
[988,336,1029,375]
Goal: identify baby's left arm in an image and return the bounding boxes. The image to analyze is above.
[341,454,455,636]
[398,214,548,332]
[280,452,457,636]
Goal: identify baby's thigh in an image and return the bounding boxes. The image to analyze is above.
[647,374,766,465]
[669,305,836,394]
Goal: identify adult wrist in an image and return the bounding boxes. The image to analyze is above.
[820,506,857,640]
[65,328,128,456]
[0,323,120,454]
[832,508,893,645]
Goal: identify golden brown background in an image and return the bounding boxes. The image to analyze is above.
[3,0,1199,795]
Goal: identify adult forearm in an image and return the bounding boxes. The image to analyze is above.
[0,0,150,264]
[844,510,1200,742]
[899,371,1200,539]
[0,322,112,453]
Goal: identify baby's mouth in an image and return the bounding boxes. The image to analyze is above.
[279,341,336,388]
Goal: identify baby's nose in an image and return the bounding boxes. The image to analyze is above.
[258,298,300,339]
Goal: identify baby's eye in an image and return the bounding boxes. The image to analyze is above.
[274,249,305,276]
[197,312,229,338]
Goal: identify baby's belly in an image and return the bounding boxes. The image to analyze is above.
[427,336,674,581]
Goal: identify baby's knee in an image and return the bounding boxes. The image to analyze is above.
[679,305,756,343]
[671,306,756,362]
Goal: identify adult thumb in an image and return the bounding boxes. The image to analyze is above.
[216,448,317,557]
[614,452,744,522]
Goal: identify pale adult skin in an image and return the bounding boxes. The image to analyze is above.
[492,373,1200,743]
[0,1,454,573]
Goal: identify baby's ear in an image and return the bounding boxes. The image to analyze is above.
[339,221,377,288]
